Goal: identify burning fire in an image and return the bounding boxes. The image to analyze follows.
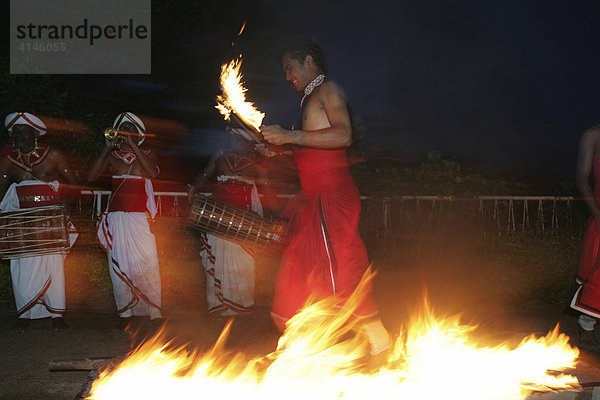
[87,274,580,400]
[216,56,265,132]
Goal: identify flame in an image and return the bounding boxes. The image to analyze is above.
[238,21,246,36]
[87,274,580,400]
[215,57,265,132]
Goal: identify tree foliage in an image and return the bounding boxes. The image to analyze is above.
[353,150,531,197]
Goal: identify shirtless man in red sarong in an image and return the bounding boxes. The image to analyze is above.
[261,40,390,356]
[571,125,600,351]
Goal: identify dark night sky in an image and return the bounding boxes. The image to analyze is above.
[12,0,600,184]
[246,0,600,182]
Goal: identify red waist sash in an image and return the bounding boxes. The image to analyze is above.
[294,148,355,195]
[108,177,147,213]
[16,184,60,208]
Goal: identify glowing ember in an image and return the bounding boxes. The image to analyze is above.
[215,57,265,132]
[87,275,580,400]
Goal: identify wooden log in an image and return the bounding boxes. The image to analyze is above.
[49,357,123,372]
[51,357,125,399]
[74,369,99,400]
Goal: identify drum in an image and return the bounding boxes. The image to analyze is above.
[189,196,287,250]
[0,205,70,259]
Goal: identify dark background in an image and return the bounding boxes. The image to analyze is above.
[3,0,600,187]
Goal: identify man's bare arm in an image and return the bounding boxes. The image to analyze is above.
[261,82,352,149]
[0,159,13,203]
[54,150,77,185]
[52,150,79,215]
[88,139,115,182]
[576,127,600,222]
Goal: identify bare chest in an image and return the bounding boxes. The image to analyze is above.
[9,157,60,183]
[108,156,146,176]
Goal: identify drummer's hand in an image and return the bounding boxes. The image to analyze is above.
[261,125,297,146]
[104,137,116,150]
[255,143,276,157]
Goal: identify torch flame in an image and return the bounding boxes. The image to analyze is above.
[216,57,265,132]
[87,272,580,400]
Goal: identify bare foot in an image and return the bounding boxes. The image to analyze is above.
[367,349,390,371]
[52,318,69,331]
[10,319,30,332]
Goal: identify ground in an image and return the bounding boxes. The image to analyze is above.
[0,308,281,400]
[0,217,596,399]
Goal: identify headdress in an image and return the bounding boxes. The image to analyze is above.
[113,112,146,145]
[4,112,47,136]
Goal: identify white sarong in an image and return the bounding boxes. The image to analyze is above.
[97,176,161,319]
[1,180,77,319]
[200,176,262,316]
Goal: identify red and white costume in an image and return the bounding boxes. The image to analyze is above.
[1,113,78,320]
[200,150,262,316]
[0,180,77,320]
[97,174,161,319]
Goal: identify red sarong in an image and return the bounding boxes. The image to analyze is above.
[271,148,378,323]
[572,158,600,317]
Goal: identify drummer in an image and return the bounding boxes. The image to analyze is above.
[0,112,77,332]
[87,112,162,331]
[188,130,270,316]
